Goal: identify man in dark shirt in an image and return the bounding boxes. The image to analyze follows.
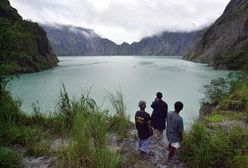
[151,92,168,140]
[166,101,184,162]
[135,100,153,154]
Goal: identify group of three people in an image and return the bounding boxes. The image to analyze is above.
[135,92,184,162]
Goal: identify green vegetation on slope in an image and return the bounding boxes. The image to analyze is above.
[184,0,248,71]
[0,0,58,75]
[180,72,248,168]
[0,0,22,20]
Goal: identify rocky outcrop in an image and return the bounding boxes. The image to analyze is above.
[0,0,22,20]
[0,0,58,74]
[184,0,248,70]
[42,24,200,56]
[199,102,218,120]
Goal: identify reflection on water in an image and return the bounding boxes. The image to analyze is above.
[8,56,229,130]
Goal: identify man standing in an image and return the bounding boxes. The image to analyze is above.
[135,100,153,154]
[166,101,184,162]
[151,92,168,139]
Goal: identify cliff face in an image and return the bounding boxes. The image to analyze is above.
[42,25,118,56]
[42,24,200,56]
[130,31,199,56]
[184,0,248,70]
[0,0,58,74]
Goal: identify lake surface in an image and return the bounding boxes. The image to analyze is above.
[8,56,229,129]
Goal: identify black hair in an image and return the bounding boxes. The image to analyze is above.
[156,92,162,99]
[174,101,183,112]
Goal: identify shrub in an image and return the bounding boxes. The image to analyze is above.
[202,78,230,104]
[0,146,21,168]
[181,123,248,168]
[219,82,248,112]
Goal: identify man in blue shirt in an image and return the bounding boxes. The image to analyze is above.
[166,101,184,162]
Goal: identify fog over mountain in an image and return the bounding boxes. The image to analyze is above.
[9,0,230,44]
[184,0,248,70]
[42,24,202,56]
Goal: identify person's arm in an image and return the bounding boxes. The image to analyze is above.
[147,115,153,136]
[135,113,138,129]
[165,103,168,120]
[151,98,158,109]
[148,120,153,136]
[179,132,183,141]
[178,118,184,141]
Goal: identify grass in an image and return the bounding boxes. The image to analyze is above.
[108,90,133,139]
[0,80,132,168]
[205,114,226,123]
[25,140,51,157]
[57,89,122,168]
[180,72,248,168]
[180,123,248,168]
[233,155,248,168]
[0,146,21,168]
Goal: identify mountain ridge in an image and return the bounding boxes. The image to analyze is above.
[42,24,202,56]
[184,0,248,70]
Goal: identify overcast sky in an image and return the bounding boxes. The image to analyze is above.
[10,0,230,44]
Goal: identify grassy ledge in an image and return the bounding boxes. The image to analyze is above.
[179,72,248,168]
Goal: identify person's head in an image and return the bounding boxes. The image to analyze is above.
[156,92,163,99]
[138,100,146,110]
[174,101,183,113]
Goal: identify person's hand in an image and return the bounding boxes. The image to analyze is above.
[180,136,183,141]
[179,133,183,141]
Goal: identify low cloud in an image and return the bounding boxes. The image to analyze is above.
[10,0,230,44]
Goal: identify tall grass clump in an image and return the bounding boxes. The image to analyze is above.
[59,89,120,168]
[180,123,248,168]
[108,90,132,139]
[57,84,74,129]
[180,123,214,168]
[0,70,22,167]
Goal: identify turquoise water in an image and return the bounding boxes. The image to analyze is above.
[8,56,229,128]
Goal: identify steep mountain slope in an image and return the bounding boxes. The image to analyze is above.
[42,24,200,56]
[130,31,200,56]
[184,0,248,70]
[42,24,118,56]
[0,0,58,74]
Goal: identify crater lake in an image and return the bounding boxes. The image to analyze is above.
[8,56,229,129]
